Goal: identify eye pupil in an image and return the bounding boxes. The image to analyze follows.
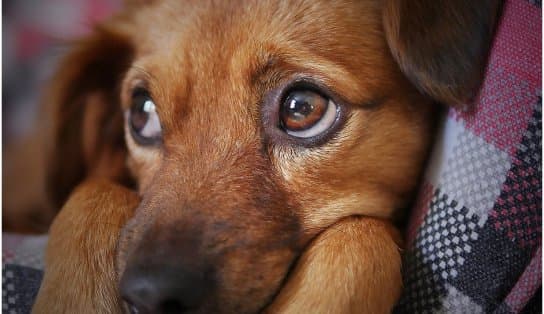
[287,98,314,120]
[130,98,150,131]
[280,90,328,132]
[128,91,162,145]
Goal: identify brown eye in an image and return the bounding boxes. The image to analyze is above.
[280,90,338,138]
[127,90,162,145]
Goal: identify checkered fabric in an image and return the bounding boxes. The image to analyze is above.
[395,0,542,312]
[2,235,46,314]
[2,0,541,313]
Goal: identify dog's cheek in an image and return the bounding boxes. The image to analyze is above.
[267,114,370,231]
[124,131,163,191]
[269,101,434,231]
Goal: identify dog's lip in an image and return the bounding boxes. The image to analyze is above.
[256,258,299,314]
[256,232,317,313]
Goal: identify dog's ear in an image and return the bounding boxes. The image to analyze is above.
[45,22,134,208]
[383,0,502,105]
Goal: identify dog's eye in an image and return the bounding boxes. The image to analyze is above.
[128,90,162,145]
[280,90,338,138]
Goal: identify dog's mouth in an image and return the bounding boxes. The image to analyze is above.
[254,256,303,314]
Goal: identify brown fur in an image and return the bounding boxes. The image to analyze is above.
[33,180,138,314]
[266,217,403,313]
[3,133,54,233]
[10,0,501,313]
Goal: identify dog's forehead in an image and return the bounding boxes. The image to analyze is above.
[129,0,393,144]
[135,0,389,84]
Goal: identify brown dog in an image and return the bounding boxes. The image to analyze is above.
[14,0,501,313]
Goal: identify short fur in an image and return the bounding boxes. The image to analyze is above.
[4,0,501,313]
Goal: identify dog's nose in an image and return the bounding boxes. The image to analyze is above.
[119,264,211,314]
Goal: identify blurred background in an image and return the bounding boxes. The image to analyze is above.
[3,0,121,232]
[3,0,121,145]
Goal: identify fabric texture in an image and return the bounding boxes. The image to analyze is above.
[395,0,542,312]
[2,0,541,313]
[3,235,46,314]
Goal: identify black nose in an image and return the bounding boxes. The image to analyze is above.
[119,264,211,314]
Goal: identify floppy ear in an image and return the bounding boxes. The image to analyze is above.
[383,0,502,105]
[45,21,135,208]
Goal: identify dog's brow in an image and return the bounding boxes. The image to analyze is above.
[290,58,357,86]
[251,52,368,103]
[250,53,355,86]
[130,65,156,81]
[247,54,281,86]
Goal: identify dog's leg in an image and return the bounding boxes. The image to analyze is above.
[267,217,402,314]
[32,180,138,314]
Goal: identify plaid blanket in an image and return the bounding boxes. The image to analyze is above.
[3,235,46,314]
[2,0,541,313]
[395,0,542,313]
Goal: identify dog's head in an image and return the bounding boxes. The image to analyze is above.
[46,0,500,312]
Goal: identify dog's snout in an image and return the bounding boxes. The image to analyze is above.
[119,264,211,314]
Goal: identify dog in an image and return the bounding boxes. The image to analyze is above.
[7,0,500,313]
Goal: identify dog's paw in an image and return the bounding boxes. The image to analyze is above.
[32,180,139,314]
[266,217,402,314]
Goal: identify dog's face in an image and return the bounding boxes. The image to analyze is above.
[115,1,433,312]
[44,0,499,313]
